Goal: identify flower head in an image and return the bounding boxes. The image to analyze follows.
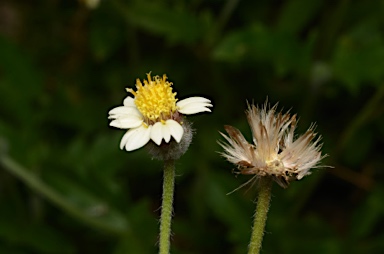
[109,73,212,152]
[219,101,325,188]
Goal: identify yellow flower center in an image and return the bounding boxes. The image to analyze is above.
[127,73,177,122]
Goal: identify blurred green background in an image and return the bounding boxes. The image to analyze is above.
[1,0,384,253]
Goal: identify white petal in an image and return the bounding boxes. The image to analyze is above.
[122,125,152,151]
[119,130,131,150]
[108,106,140,118]
[165,119,184,143]
[150,122,164,146]
[123,96,136,107]
[109,116,143,129]
[176,97,211,108]
[177,97,212,115]
[151,120,173,146]
[178,104,212,115]
[109,105,143,129]
[108,106,128,116]
[162,123,171,143]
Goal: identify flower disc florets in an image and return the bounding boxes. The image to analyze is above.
[219,101,325,188]
[127,74,177,123]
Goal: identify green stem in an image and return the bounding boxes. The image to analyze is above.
[248,177,273,254]
[159,160,175,254]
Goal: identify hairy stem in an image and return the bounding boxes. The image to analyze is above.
[159,160,175,254]
[248,177,273,254]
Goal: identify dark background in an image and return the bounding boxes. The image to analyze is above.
[1,0,384,253]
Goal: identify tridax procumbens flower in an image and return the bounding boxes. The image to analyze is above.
[108,73,212,152]
[219,101,325,188]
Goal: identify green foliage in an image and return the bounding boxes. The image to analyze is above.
[0,0,384,253]
[213,23,314,76]
[332,19,384,93]
[0,216,75,254]
[119,1,211,45]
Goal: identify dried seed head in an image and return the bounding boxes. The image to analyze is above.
[219,101,326,188]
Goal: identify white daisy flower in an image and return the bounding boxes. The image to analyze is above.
[109,73,212,152]
[219,101,325,188]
